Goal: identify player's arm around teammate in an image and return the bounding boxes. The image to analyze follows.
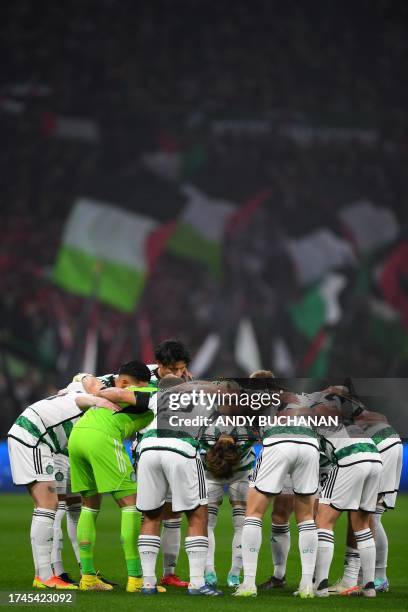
[68,365,157,592]
[7,388,94,590]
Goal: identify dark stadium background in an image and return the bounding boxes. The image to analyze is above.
[0,0,407,490]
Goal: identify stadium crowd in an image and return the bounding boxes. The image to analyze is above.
[2,0,408,114]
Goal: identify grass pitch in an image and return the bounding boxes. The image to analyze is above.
[1,493,407,611]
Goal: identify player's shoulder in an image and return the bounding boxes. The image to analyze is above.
[65,382,85,394]
[97,373,116,387]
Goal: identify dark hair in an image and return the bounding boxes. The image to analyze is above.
[154,339,191,366]
[205,440,241,480]
[118,361,151,383]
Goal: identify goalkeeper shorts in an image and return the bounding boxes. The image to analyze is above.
[68,428,136,495]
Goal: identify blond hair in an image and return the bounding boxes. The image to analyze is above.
[250,369,275,379]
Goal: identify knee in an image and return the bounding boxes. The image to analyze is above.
[161,503,178,521]
[294,497,314,524]
[44,493,58,513]
[187,505,208,529]
[144,508,163,522]
[272,495,294,523]
[66,495,82,506]
[315,508,337,530]
[295,509,313,525]
[272,509,290,524]
[350,517,369,533]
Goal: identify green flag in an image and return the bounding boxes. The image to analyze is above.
[53,198,158,312]
[167,185,236,277]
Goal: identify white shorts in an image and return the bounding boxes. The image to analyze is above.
[54,454,71,495]
[320,461,382,512]
[135,454,172,503]
[378,443,403,509]
[249,442,319,496]
[8,439,55,486]
[137,450,208,513]
[279,467,328,498]
[206,470,250,505]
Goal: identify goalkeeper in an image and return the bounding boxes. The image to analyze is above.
[68,361,156,592]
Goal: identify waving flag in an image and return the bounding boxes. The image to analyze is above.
[53,198,158,312]
[289,273,347,340]
[339,200,399,254]
[168,185,236,276]
[286,229,356,286]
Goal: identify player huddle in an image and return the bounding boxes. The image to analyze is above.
[7,340,403,599]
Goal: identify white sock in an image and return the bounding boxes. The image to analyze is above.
[161,519,181,576]
[66,502,81,565]
[373,507,388,581]
[51,501,66,576]
[31,535,39,576]
[185,536,208,589]
[242,517,262,588]
[298,520,317,589]
[31,508,56,581]
[342,546,361,587]
[271,522,290,579]
[138,535,160,587]
[205,505,218,573]
[315,529,334,591]
[230,507,245,575]
[355,528,376,587]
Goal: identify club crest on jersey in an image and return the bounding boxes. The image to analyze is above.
[46,464,54,475]
[55,471,64,482]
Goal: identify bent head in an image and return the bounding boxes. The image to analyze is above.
[116,361,151,388]
[155,339,191,378]
[205,434,241,480]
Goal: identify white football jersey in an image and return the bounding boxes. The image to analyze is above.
[8,384,84,452]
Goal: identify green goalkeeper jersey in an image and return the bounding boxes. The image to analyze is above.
[73,386,156,441]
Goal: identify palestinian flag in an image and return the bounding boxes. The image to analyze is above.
[167,185,236,277]
[289,273,347,376]
[53,198,158,312]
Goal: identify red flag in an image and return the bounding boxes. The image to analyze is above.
[146,220,177,272]
[300,329,327,374]
[380,241,408,328]
[227,189,271,236]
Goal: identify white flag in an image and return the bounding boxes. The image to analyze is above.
[235,318,262,374]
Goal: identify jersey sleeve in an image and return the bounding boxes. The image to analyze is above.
[65,382,84,393]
